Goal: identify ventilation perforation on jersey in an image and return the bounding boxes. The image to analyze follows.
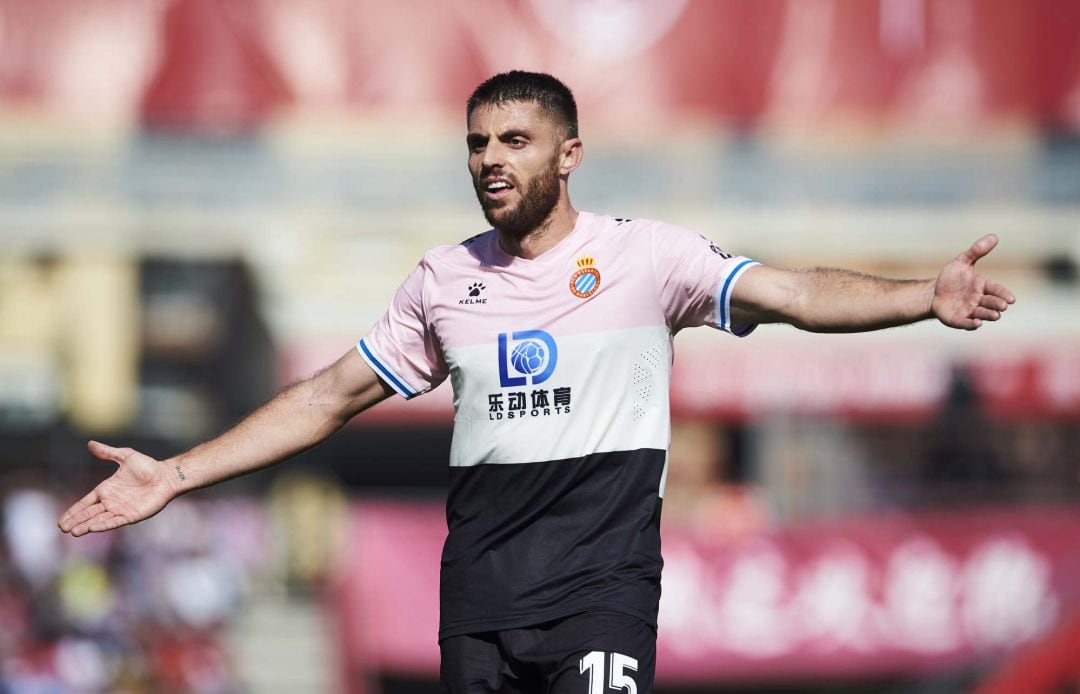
[632,364,652,400]
[641,344,664,370]
[630,341,667,419]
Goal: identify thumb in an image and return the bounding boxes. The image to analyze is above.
[87,440,131,464]
[959,234,999,266]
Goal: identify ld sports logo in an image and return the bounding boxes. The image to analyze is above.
[491,330,572,420]
[498,330,557,387]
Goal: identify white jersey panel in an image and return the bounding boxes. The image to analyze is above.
[445,324,672,469]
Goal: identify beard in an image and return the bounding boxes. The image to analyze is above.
[476,163,561,238]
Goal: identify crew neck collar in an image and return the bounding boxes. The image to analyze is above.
[491,211,589,266]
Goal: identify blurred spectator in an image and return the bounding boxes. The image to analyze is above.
[663,420,771,542]
[268,471,346,594]
[0,488,271,692]
[922,368,1010,496]
[3,490,62,591]
[1009,421,1076,501]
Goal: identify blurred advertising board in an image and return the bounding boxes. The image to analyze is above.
[669,342,1080,422]
[1,0,1079,131]
[331,501,1080,686]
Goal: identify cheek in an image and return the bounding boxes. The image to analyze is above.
[511,152,547,177]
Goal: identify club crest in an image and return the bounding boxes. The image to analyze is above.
[569,256,601,298]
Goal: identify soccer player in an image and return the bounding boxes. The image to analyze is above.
[59,71,1015,693]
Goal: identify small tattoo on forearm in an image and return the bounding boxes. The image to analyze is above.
[175,465,186,482]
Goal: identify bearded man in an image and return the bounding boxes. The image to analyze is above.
[60,71,1015,693]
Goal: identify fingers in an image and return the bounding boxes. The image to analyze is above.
[985,279,1016,305]
[972,279,1015,321]
[59,502,107,533]
[58,488,100,532]
[971,306,1002,322]
[980,293,1010,313]
[959,294,1008,327]
[69,511,126,537]
[952,301,1005,330]
[942,296,1001,329]
[959,234,999,266]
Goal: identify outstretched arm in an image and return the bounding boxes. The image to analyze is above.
[730,234,1015,333]
[58,348,393,537]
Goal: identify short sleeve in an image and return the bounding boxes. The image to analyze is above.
[357,260,449,399]
[650,221,759,336]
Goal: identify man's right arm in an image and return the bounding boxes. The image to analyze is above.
[58,347,393,537]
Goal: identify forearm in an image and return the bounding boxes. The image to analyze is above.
[786,268,935,332]
[166,352,389,494]
[165,383,337,492]
[732,265,936,333]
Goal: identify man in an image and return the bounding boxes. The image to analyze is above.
[59,71,1015,693]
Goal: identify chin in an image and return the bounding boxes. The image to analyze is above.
[482,205,516,229]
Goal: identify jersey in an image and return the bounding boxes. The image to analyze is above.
[357,212,758,639]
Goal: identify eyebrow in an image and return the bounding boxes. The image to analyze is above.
[466,128,533,148]
[498,129,530,142]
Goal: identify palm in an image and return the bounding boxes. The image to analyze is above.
[58,441,176,537]
[932,235,1015,330]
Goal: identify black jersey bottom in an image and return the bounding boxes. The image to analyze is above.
[439,448,666,640]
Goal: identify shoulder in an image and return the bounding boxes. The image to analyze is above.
[585,213,658,241]
[588,214,706,248]
[585,212,648,231]
[457,228,496,251]
[590,213,698,235]
[419,229,496,267]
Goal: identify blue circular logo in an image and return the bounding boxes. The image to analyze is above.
[510,340,546,375]
[574,273,596,294]
[569,267,601,298]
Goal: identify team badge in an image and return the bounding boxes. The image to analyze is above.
[569,256,601,298]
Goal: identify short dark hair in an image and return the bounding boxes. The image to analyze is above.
[467,71,579,139]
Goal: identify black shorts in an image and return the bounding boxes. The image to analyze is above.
[439,610,656,694]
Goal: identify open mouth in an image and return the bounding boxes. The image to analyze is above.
[481,178,515,202]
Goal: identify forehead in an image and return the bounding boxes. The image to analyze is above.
[467,100,559,135]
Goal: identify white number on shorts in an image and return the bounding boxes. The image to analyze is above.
[579,651,638,694]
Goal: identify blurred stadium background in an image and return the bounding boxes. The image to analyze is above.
[1,0,1079,692]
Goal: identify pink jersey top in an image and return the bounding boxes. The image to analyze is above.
[358,212,757,637]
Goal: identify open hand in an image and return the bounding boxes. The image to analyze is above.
[932,235,1016,330]
[58,441,179,537]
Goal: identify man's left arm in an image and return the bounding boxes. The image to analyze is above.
[729,234,1016,333]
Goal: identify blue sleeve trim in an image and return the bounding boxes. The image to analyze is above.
[357,339,418,399]
[718,259,759,335]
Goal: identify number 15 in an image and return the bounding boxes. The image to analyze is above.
[579,651,638,694]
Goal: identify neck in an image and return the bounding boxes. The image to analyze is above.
[498,199,578,260]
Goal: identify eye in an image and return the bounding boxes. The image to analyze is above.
[509,137,527,148]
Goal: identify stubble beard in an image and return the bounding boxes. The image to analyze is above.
[476,163,561,239]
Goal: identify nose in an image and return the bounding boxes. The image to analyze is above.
[481,141,506,172]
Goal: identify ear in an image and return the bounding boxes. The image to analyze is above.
[558,137,583,176]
